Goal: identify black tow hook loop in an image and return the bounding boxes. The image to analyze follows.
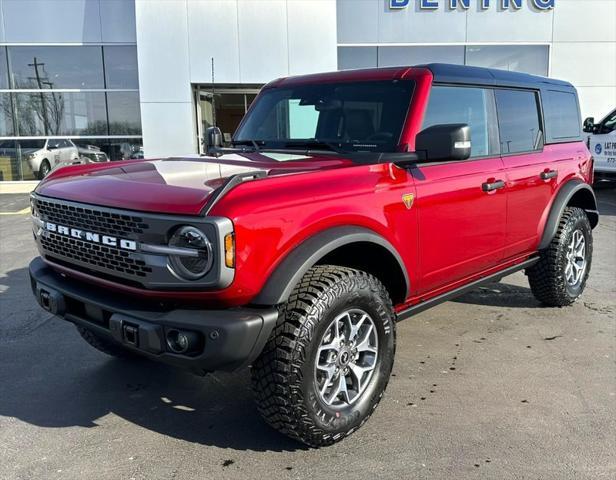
[40,290,51,310]
[36,286,65,315]
[123,324,139,347]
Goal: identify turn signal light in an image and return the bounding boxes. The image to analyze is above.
[224,233,235,268]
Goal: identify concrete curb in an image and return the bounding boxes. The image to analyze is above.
[0,181,39,194]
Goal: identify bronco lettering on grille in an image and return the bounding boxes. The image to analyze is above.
[43,221,137,251]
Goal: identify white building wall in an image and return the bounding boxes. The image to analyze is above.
[336,0,616,120]
[136,0,337,158]
[551,0,616,120]
[135,0,194,158]
[0,0,135,43]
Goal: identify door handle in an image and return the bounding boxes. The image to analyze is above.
[540,169,558,180]
[482,179,506,192]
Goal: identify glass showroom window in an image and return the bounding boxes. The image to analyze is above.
[0,45,142,181]
[8,46,104,89]
[13,92,107,136]
[465,45,549,76]
[338,45,549,78]
[103,46,140,89]
[378,46,464,67]
[107,91,142,135]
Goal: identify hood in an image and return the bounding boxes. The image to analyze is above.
[35,152,354,215]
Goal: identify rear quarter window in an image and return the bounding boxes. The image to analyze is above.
[543,90,581,140]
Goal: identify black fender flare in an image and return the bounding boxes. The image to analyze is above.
[539,180,599,250]
[251,226,410,306]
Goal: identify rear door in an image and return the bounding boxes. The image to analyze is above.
[412,85,507,294]
[498,89,581,258]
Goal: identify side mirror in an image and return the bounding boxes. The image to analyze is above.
[415,124,471,162]
[205,126,223,157]
[583,117,595,133]
[47,144,57,150]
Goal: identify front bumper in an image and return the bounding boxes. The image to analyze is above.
[29,257,278,373]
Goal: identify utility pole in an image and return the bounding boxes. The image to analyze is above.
[211,57,217,128]
[27,57,50,135]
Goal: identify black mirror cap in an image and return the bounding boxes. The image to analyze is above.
[205,126,223,157]
[415,123,471,162]
[582,117,595,133]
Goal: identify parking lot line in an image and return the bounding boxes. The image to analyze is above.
[0,207,30,216]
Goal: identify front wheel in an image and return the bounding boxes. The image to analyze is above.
[251,265,396,447]
[527,206,593,306]
[37,160,51,179]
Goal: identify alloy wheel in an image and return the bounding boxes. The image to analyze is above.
[565,229,587,287]
[314,308,379,407]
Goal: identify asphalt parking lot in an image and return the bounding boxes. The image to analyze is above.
[1,188,615,480]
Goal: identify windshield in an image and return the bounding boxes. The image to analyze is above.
[17,140,46,149]
[234,80,414,154]
[600,109,616,133]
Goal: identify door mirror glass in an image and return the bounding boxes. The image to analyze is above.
[415,124,471,162]
[583,117,595,133]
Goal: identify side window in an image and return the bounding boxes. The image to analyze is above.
[422,86,499,158]
[495,89,543,154]
[543,90,580,140]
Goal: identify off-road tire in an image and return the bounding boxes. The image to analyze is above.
[251,265,396,447]
[527,206,593,306]
[76,326,137,359]
[37,160,51,179]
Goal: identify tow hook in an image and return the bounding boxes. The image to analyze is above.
[123,324,139,347]
[35,285,65,315]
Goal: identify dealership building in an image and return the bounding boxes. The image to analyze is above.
[0,0,614,181]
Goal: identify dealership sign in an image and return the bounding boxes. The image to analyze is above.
[390,0,555,10]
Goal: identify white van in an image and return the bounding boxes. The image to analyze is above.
[584,108,616,181]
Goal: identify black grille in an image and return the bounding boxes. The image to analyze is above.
[41,232,152,278]
[34,198,149,237]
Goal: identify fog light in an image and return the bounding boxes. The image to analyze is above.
[166,329,200,354]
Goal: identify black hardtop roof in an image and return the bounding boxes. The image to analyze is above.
[418,63,573,90]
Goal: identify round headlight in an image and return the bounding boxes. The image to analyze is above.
[168,226,213,280]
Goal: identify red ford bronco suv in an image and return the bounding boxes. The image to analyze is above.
[29,64,598,447]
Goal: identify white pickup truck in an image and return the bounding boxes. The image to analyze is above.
[584,108,616,181]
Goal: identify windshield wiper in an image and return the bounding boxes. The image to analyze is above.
[279,140,347,154]
[232,139,263,151]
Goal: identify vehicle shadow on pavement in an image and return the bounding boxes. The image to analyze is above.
[0,268,305,453]
[595,184,616,216]
[454,282,542,309]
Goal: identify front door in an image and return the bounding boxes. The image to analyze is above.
[413,85,507,294]
[46,139,62,166]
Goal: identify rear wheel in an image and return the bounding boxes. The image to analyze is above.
[527,206,593,306]
[251,265,396,447]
